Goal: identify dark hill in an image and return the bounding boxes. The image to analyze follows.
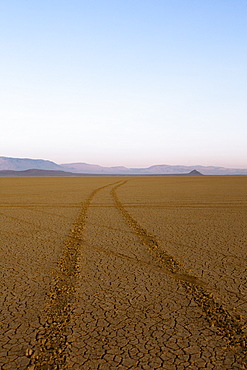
[188,170,203,176]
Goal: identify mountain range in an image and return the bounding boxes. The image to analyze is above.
[0,156,247,176]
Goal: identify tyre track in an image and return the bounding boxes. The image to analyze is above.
[111,181,247,367]
[27,182,120,370]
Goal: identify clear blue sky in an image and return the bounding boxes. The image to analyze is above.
[1,0,247,168]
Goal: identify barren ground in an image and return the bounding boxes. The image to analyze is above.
[0,177,246,369]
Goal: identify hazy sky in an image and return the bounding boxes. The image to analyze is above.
[1,0,247,168]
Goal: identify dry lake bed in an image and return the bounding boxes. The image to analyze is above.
[0,176,247,369]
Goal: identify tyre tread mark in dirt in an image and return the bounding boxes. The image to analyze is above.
[111,181,247,367]
[27,182,120,370]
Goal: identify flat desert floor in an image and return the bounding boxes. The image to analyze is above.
[0,177,246,369]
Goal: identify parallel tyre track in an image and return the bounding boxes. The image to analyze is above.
[111,181,247,368]
[25,179,247,369]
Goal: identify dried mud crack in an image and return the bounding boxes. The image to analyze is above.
[27,182,119,370]
[2,177,246,369]
[111,181,247,368]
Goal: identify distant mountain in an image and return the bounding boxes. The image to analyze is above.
[0,156,61,171]
[0,156,246,175]
[61,162,247,175]
[134,164,247,176]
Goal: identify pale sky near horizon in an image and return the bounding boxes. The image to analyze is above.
[1,0,247,168]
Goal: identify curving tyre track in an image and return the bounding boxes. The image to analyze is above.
[1,178,246,369]
[67,181,245,369]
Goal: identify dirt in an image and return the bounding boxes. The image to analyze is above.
[0,176,246,369]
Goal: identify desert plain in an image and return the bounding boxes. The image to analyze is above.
[0,176,247,369]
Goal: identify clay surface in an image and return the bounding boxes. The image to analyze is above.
[0,177,246,369]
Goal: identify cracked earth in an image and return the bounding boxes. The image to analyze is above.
[0,177,247,369]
